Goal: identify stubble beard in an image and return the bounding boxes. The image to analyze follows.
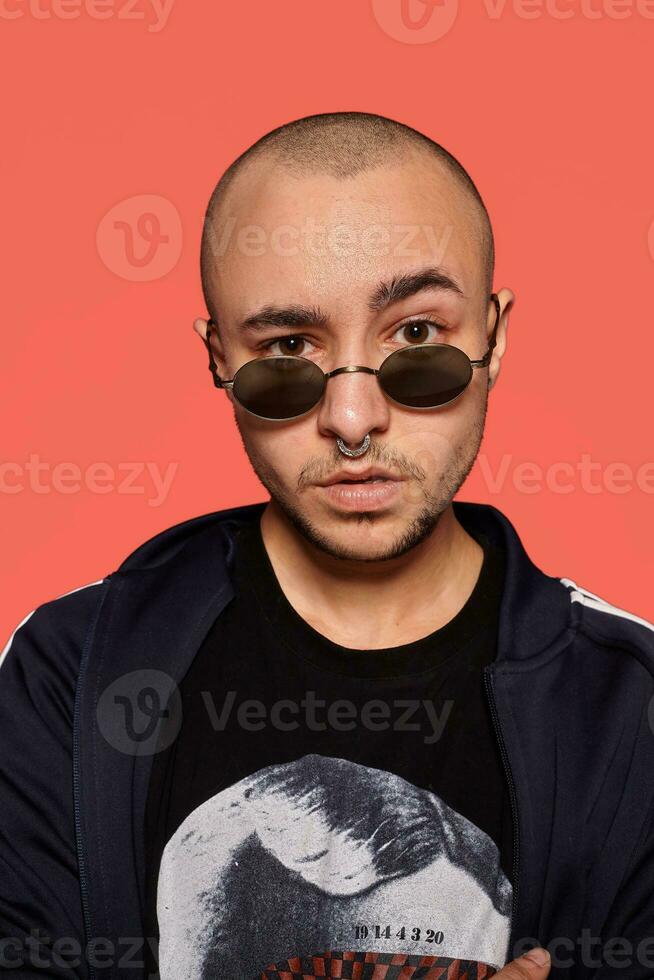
[234,400,487,563]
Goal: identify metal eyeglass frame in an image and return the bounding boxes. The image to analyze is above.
[203,292,501,419]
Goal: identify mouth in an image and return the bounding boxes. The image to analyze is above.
[338,477,389,485]
[317,467,401,488]
[315,468,404,512]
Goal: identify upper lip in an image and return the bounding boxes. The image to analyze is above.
[317,466,402,487]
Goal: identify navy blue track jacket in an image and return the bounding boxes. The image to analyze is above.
[1,499,654,979]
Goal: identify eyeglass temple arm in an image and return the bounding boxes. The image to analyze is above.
[204,320,233,389]
[204,294,502,385]
[470,293,501,368]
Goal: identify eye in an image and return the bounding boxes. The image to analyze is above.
[258,334,317,357]
[391,319,445,346]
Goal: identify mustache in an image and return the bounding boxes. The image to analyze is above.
[298,441,428,490]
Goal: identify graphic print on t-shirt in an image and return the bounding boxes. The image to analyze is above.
[156,753,512,979]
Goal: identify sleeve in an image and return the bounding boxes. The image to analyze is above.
[0,582,105,978]
[586,710,654,980]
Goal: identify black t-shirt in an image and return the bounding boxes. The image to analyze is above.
[144,514,514,979]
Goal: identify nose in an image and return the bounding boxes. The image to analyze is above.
[316,363,391,447]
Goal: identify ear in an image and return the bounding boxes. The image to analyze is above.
[193,316,230,385]
[487,287,515,392]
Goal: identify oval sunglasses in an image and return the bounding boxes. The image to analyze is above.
[204,293,501,422]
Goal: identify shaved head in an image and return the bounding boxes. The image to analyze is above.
[200,111,495,320]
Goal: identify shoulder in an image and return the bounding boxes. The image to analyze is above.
[0,502,266,681]
[0,577,110,741]
[559,576,654,672]
[114,501,266,573]
[0,577,108,674]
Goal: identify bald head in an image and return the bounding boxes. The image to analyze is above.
[200,111,495,320]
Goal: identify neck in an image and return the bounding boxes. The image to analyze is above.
[258,499,484,650]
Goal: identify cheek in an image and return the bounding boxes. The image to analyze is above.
[388,405,482,470]
[238,421,313,479]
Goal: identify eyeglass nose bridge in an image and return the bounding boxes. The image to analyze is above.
[324,364,380,381]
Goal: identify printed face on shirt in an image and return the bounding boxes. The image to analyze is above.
[156,754,512,978]
[198,149,509,562]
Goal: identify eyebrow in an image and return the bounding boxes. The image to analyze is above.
[368,267,465,312]
[239,304,329,333]
[237,266,465,333]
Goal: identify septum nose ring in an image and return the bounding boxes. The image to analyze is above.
[336,434,371,457]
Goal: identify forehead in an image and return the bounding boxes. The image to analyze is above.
[206,154,485,321]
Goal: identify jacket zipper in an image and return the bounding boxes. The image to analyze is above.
[483,665,520,957]
[73,681,95,980]
[73,591,107,980]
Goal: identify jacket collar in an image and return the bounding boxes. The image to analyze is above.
[451,500,573,664]
[116,497,574,667]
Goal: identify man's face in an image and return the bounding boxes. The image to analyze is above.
[199,153,505,562]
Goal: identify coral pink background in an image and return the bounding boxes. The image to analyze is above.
[2,0,653,643]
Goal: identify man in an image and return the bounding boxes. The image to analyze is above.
[1,112,653,980]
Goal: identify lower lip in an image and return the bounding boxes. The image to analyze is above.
[319,479,402,511]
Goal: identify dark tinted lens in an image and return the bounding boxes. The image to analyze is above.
[379,344,473,408]
[232,356,325,420]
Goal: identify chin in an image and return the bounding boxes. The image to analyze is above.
[300,506,442,564]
